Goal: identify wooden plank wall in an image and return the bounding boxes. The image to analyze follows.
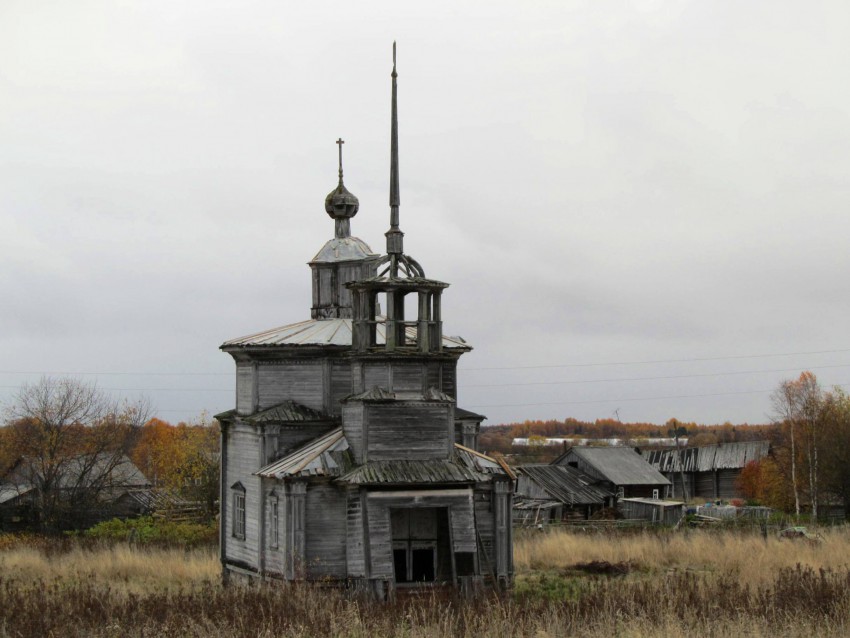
[305,483,347,578]
[364,364,389,391]
[346,488,366,578]
[367,403,450,460]
[223,424,261,570]
[262,478,287,577]
[236,364,255,415]
[392,362,423,392]
[257,362,324,411]
[342,403,365,462]
[330,362,352,415]
[365,489,477,581]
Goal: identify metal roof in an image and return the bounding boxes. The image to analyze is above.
[517,465,613,506]
[562,447,671,487]
[0,484,33,505]
[620,497,684,508]
[310,237,377,263]
[645,441,770,473]
[339,445,509,485]
[338,459,482,485]
[222,318,470,350]
[256,427,352,479]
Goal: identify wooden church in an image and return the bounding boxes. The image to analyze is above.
[216,47,514,596]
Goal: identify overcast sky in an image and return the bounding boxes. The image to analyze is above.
[2,1,850,427]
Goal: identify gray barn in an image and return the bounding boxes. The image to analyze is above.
[644,441,770,500]
[216,49,514,596]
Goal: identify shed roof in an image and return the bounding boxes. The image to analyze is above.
[215,401,329,424]
[517,465,613,506]
[561,447,671,487]
[256,427,352,479]
[222,318,470,350]
[620,497,684,508]
[644,441,770,473]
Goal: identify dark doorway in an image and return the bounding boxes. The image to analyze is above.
[391,507,450,584]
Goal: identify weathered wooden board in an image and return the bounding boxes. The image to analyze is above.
[366,404,450,460]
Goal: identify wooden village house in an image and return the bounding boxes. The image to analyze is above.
[215,48,514,596]
[553,446,670,499]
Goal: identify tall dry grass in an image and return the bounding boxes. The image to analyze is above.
[2,529,850,637]
[0,537,218,595]
[515,526,850,586]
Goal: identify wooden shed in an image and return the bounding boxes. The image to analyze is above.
[618,498,684,525]
[216,49,514,596]
[514,464,614,524]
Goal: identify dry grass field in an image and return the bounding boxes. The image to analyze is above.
[1,527,849,637]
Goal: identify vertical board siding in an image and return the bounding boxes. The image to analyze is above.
[367,404,450,460]
[305,484,347,578]
[258,362,324,411]
[236,365,254,415]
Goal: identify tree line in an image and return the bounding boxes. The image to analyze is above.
[0,377,218,532]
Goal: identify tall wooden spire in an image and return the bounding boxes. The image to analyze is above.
[385,42,404,277]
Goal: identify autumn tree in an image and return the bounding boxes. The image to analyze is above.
[2,377,150,532]
[819,389,850,521]
[771,371,823,519]
[130,415,219,519]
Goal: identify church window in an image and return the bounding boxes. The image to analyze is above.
[232,482,246,540]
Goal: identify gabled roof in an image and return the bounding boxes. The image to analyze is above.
[216,401,329,424]
[6,454,149,490]
[560,447,670,487]
[221,318,470,350]
[338,459,481,485]
[517,465,613,506]
[256,427,352,479]
[0,484,34,505]
[644,440,770,473]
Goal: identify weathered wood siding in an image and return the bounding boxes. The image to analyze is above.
[346,489,366,578]
[392,362,423,392]
[441,363,456,398]
[236,364,255,415]
[364,364,389,391]
[257,362,324,411]
[364,489,477,581]
[695,471,717,498]
[342,403,366,463]
[330,362,352,415]
[426,362,441,392]
[262,479,287,577]
[224,423,261,570]
[305,483,347,578]
[366,403,451,461]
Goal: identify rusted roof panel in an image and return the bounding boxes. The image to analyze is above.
[256,427,352,479]
[517,465,612,506]
[221,318,470,350]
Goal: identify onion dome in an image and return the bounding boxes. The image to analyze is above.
[325,139,359,237]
